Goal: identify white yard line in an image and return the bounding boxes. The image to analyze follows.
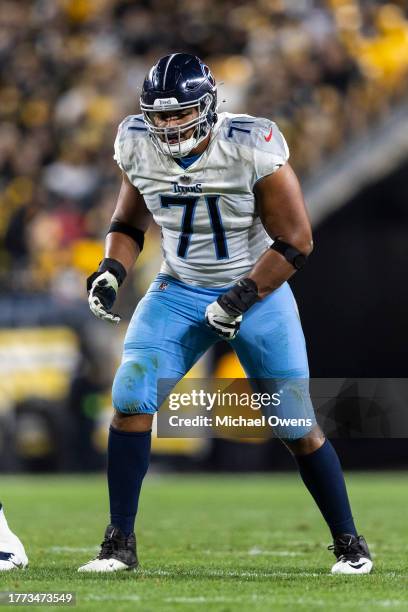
[164,597,244,603]
[201,547,308,556]
[248,547,303,556]
[85,595,141,602]
[81,594,408,608]
[47,546,98,553]
[140,568,321,578]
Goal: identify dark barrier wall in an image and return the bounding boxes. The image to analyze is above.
[288,159,408,468]
[293,161,408,378]
[291,158,408,377]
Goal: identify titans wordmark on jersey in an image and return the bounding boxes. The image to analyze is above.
[114,112,289,287]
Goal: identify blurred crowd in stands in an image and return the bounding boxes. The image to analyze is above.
[1,0,408,298]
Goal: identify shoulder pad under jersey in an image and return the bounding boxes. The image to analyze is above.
[113,114,149,172]
[217,113,289,184]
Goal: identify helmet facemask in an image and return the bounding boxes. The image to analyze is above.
[141,93,215,158]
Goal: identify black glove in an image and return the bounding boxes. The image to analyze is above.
[87,258,126,324]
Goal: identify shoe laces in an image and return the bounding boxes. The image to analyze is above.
[98,534,116,560]
[328,535,363,561]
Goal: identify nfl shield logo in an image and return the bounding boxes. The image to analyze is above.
[159,281,168,291]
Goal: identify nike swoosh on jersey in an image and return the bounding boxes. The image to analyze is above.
[264,127,273,142]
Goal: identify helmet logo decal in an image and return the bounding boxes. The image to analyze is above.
[153,97,179,107]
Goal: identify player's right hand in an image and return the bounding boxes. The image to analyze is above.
[87,270,121,324]
[205,300,242,340]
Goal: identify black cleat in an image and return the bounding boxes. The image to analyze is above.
[329,533,373,574]
[78,524,138,572]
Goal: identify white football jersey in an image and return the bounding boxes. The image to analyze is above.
[114,112,289,287]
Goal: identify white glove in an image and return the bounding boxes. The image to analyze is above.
[87,270,121,324]
[205,300,242,340]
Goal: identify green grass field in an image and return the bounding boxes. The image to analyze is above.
[0,473,407,611]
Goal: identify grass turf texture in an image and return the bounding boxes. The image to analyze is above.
[0,473,407,611]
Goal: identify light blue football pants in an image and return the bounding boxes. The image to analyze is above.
[112,273,316,439]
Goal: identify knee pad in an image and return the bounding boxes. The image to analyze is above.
[264,378,316,440]
[112,356,158,414]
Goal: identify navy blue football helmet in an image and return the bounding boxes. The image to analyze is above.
[140,53,217,158]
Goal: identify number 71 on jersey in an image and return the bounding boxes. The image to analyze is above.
[160,194,229,260]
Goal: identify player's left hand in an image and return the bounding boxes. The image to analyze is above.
[87,270,121,324]
[205,300,242,340]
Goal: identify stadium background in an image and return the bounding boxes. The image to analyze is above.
[1,0,408,473]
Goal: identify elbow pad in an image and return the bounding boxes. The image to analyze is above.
[270,239,308,270]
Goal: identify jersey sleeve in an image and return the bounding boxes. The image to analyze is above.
[113,114,147,176]
[113,119,127,171]
[252,119,289,185]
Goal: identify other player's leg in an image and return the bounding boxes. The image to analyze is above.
[78,275,214,572]
[232,282,372,574]
[0,503,28,571]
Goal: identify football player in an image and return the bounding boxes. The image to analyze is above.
[80,53,372,574]
[0,502,28,570]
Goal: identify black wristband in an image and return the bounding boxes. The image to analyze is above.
[107,221,145,252]
[98,258,127,286]
[217,278,259,317]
